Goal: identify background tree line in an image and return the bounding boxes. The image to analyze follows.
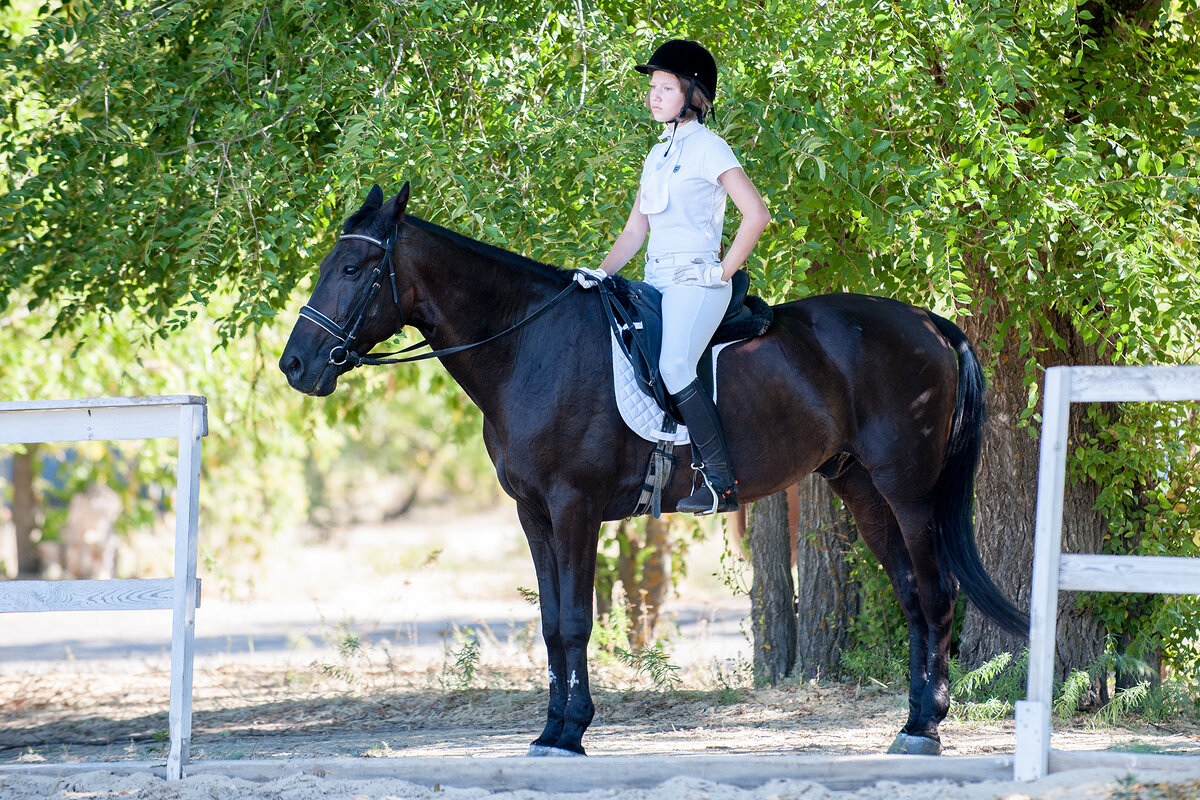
[1,0,1198,706]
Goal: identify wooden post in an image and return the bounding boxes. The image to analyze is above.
[167,403,204,779]
[1015,366,1071,781]
[1017,366,1200,781]
[0,396,207,781]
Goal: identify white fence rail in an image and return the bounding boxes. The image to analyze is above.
[1015,367,1200,781]
[0,396,207,781]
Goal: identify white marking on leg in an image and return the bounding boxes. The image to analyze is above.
[548,668,557,685]
[568,670,579,689]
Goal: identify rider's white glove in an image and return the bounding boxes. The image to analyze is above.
[673,262,727,288]
[573,267,610,289]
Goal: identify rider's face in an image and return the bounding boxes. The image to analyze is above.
[646,71,686,123]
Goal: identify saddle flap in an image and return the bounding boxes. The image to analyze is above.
[601,271,773,424]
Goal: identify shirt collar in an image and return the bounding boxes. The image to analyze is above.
[659,118,704,141]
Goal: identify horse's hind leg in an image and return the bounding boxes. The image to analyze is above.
[820,460,943,755]
[886,497,958,753]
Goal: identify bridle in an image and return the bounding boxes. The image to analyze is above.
[297,232,401,366]
[296,229,581,368]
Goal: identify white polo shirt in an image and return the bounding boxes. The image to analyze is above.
[638,119,741,259]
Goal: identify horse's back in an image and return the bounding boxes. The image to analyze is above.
[719,292,961,499]
[770,292,959,386]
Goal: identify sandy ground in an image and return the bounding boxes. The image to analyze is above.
[1,504,1199,799]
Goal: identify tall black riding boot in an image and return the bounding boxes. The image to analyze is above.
[672,379,739,515]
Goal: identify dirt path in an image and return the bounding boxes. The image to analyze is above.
[2,505,1198,798]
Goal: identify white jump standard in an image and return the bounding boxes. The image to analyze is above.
[0,395,208,781]
[1016,366,1200,781]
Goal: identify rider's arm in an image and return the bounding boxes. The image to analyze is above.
[597,188,650,276]
[717,168,770,280]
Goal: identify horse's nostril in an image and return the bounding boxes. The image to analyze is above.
[281,354,303,380]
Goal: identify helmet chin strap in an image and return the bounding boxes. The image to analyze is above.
[663,77,702,158]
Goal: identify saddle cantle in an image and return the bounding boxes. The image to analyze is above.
[599,270,773,426]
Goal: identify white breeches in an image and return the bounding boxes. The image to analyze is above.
[645,253,733,395]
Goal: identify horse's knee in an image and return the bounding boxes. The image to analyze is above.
[541,622,563,649]
[560,611,593,651]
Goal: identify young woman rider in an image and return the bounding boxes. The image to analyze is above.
[574,39,770,515]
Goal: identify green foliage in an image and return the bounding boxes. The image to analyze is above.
[3,0,1200,670]
[715,527,751,597]
[592,593,632,655]
[590,589,681,689]
[612,644,682,691]
[1055,668,1093,719]
[440,628,483,691]
[839,645,909,689]
[839,537,910,684]
[8,0,1192,341]
[944,648,1197,725]
[948,650,1024,721]
[1133,680,1199,725]
[1073,403,1200,687]
[312,624,369,686]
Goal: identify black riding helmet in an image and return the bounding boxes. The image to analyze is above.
[635,39,718,124]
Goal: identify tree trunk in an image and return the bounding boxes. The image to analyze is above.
[794,474,859,679]
[614,516,676,650]
[12,445,41,578]
[634,514,674,649]
[956,0,1163,694]
[748,490,797,684]
[597,516,677,650]
[958,273,1107,690]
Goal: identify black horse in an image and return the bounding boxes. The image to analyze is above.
[280,184,1025,757]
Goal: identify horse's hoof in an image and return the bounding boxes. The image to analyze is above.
[527,744,586,757]
[887,733,941,755]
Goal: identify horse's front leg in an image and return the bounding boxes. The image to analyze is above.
[517,503,569,753]
[523,498,600,757]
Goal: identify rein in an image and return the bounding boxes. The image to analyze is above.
[297,231,580,367]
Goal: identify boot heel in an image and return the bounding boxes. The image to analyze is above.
[677,471,738,515]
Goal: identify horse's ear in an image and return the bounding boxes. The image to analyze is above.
[343,184,385,233]
[387,181,411,229]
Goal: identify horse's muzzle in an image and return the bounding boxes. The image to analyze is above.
[279,352,338,397]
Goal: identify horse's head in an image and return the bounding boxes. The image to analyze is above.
[279,183,410,396]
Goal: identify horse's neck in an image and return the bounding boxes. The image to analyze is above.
[405,225,563,405]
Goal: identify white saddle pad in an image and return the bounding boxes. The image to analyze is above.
[610,330,732,445]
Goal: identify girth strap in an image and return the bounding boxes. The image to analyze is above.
[631,415,678,519]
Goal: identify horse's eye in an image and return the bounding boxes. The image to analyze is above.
[344,264,361,277]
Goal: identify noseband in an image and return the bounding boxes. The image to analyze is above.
[297,232,401,366]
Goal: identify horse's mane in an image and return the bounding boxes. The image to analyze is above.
[406,215,568,283]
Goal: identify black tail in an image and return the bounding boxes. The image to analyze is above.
[926,311,1027,637]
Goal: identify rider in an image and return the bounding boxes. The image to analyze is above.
[575,39,770,515]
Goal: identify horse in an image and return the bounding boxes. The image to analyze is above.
[279,183,1026,757]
